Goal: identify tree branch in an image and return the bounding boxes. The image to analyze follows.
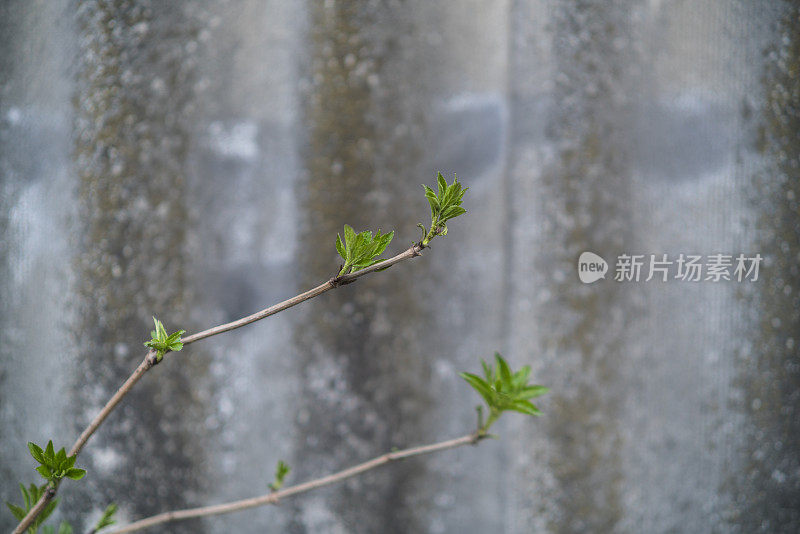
[13,244,424,534]
[109,431,484,533]
[182,244,422,345]
[70,352,159,458]
[12,353,158,534]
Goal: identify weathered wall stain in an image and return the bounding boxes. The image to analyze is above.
[733,2,800,531]
[70,1,211,530]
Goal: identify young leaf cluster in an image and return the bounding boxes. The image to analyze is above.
[419,172,467,246]
[27,441,86,484]
[6,483,58,533]
[460,353,548,433]
[335,225,394,276]
[268,460,291,492]
[143,316,185,362]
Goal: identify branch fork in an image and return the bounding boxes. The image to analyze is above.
[13,244,427,533]
[14,173,471,533]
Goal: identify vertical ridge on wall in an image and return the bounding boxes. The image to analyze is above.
[734,2,800,530]
[290,2,430,532]
[506,0,637,531]
[70,1,211,530]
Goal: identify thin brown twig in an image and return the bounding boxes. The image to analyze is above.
[109,432,484,533]
[70,351,159,458]
[13,244,424,534]
[12,352,159,534]
[182,244,422,345]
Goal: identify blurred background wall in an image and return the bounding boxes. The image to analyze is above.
[1,0,798,532]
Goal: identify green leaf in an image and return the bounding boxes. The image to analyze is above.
[6,502,26,521]
[166,331,183,344]
[445,175,464,207]
[437,172,447,198]
[514,385,549,400]
[353,231,367,258]
[440,205,466,222]
[507,400,541,416]
[423,185,439,215]
[65,468,86,481]
[495,353,512,387]
[144,318,184,360]
[441,182,456,209]
[372,230,393,256]
[343,224,356,257]
[55,448,67,469]
[336,225,394,274]
[461,353,548,431]
[512,365,531,387]
[28,442,45,465]
[37,465,53,479]
[63,455,76,471]
[94,503,118,531]
[460,372,495,405]
[419,173,468,246]
[269,460,291,491]
[157,317,167,340]
[45,440,55,465]
[20,484,30,510]
[336,234,346,260]
[481,359,493,381]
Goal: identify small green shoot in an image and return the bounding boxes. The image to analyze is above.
[335,225,394,276]
[143,316,185,362]
[6,483,59,533]
[419,172,468,246]
[93,503,118,532]
[27,441,85,485]
[269,460,291,492]
[460,352,548,434]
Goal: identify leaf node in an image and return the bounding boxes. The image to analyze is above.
[419,172,468,246]
[143,316,185,362]
[459,352,548,434]
[335,225,394,276]
[27,441,86,485]
[268,460,291,492]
